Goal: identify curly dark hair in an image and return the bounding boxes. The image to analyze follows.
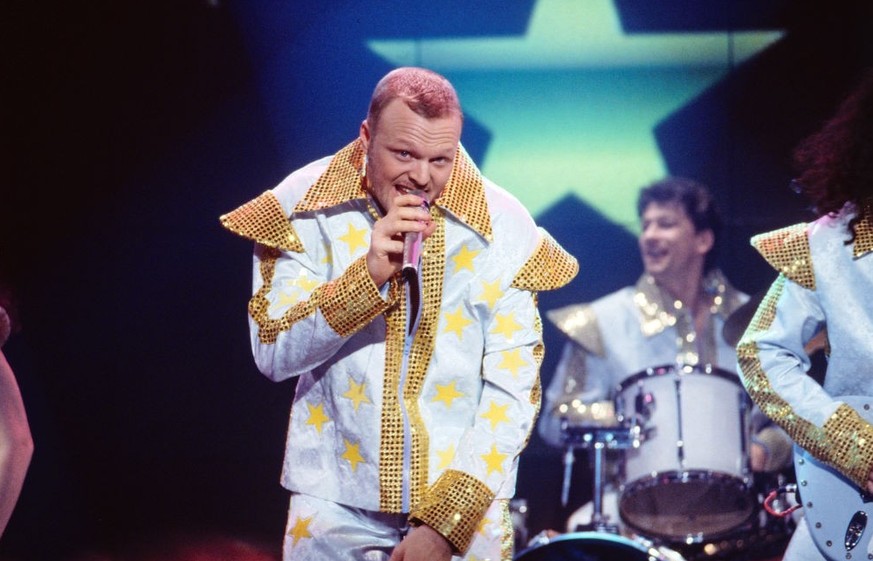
[793,68,873,232]
[637,177,722,272]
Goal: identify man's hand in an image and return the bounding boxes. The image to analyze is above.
[866,467,873,496]
[389,524,453,561]
[366,193,434,287]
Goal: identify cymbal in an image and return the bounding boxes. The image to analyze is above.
[723,290,828,355]
[722,290,765,347]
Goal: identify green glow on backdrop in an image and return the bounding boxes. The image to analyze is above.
[368,0,784,230]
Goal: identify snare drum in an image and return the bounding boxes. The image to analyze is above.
[616,364,755,543]
[514,531,686,561]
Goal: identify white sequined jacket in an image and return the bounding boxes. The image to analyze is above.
[738,206,873,488]
[221,139,577,552]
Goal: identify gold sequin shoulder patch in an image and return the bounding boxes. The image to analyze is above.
[853,212,873,258]
[511,229,578,292]
[751,223,815,290]
[546,304,604,357]
[219,191,303,252]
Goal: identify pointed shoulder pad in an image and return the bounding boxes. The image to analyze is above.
[219,191,304,252]
[546,304,604,357]
[751,223,814,290]
[511,229,579,292]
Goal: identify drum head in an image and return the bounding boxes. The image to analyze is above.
[514,531,683,561]
[619,472,755,542]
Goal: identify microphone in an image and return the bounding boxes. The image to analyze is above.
[402,190,429,283]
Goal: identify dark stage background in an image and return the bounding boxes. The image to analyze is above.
[2,1,873,559]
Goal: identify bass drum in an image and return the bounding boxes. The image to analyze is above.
[514,531,686,561]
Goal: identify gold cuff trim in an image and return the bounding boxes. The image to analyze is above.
[410,469,495,554]
[737,276,873,487]
[751,223,815,290]
[511,230,578,292]
[320,257,392,338]
[220,191,303,252]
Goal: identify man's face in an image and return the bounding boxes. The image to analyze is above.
[359,98,462,214]
[638,202,713,283]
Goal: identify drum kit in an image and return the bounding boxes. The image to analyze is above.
[515,362,796,561]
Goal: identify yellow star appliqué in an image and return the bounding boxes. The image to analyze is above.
[481,443,507,476]
[293,271,320,292]
[341,439,365,472]
[491,312,523,340]
[338,222,369,256]
[305,402,330,434]
[342,377,371,412]
[436,444,455,471]
[451,244,480,273]
[271,289,300,314]
[443,306,473,339]
[497,349,528,378]
[287,515,314,546]
[433,380,464,408]
[478,278,503,309]
[481,400,511,431]
[477,516,492,536]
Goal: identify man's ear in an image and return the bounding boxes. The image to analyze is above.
[359,119,371,151]
[696,228,715,255]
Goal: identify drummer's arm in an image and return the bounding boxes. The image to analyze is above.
[538,341,609,447]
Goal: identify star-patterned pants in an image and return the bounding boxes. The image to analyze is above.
[282,492,512,561]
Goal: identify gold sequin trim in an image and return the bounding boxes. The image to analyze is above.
[737,275,873,488]
[250,248,317,344]
[546,304,604,357]
[320,257,393,338]
[406,209,447,510]
[220,191,303,252]
[436,144,492,241]
[294,141,367,213]
[853,212,873,258]
[751,223,815,290]
[292,139,494,241]
[498,500,513,561]
[380,274,406,511]
[410,469,495,554]
[511,229,578,292]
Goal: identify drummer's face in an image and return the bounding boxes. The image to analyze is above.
[638,202,713,282]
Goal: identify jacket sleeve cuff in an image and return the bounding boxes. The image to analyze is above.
[408,469,495,554]
[319,257,393,337]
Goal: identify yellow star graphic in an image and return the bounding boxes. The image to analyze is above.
[451,244,480,273]
[436,444,455,471]
[368,0,785,223]
[321,243,333,265]
[341,439,365,472]
[433,380,464,408]
[443,306,473,339]
[305,402,330,434]
[477,516,492,536]
[481,443,507,476]
[497,348,528,378]
[342,377,371,412]
[491,312,523,340]
[270,289,300,314]
[287,515,314,546]
[478,278,503,309]
[338,222,369,256]
[293,271,320,292]
[481,400,511,431]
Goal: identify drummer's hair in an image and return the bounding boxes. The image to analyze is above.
[637,177,722,272]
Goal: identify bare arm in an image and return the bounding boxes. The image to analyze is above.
[0,349,33,538]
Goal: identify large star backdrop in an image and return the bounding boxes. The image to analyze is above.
[3,2,873,559]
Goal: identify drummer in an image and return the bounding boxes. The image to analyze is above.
[539,177,793,533]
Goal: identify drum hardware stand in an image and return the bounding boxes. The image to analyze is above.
[560,419,645,534]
